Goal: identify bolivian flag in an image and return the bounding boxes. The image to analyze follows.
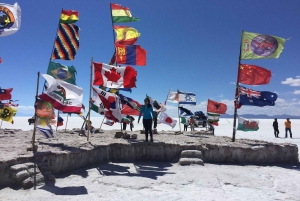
[60,9,79,24]
[111,3,139,23]
[0,105,17,123]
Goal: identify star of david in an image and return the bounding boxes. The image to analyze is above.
[185,94,192,101]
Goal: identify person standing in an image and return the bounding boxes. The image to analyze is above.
[129,115,135,131]
[183,118,189,131]
[190,116,195,131]
[208,122,215,135]
[273,118,279,138]
[153,111,159,130]
[284,118,292,138]
[138,98,155,142]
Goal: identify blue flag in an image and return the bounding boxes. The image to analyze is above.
[178,90,196,105]
[238,86,277,107]
[178,106,194,116]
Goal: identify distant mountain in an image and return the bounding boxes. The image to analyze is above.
[221,114,300,119]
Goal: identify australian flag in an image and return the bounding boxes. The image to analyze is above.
[238,86,277,107]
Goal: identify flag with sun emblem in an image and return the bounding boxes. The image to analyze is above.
[47,61,77,85]
[207,99,227,114]
[0,2,21,37]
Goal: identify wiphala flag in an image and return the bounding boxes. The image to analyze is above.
[51,23,79,60]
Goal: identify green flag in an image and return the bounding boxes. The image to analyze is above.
[47,61,77,85]
[241,31,285,60]
[207,112,220,122]
[180,116,188,124]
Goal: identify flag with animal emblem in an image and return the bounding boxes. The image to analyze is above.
[39,74,83,114]
[114,26,140,45]
[51,23,79,60]
[207,112,220,122]
[115,43,146,66]
[178,106,194,116]
[207,99,227,114]
[241,31,285,60]
[0,2,21,37]
[92,86,123,122]
[0,105,17,123]
[92,62,137,88]
[91,89,108,115]
[119,94,141,116]
[238,85,277,107]
[57,116,64,126]
[237,116,259,131]
[158,112,177,129]
[103,119,114,126]
[60,9,79,24]
[0,88,13,100]
[36,125,55,138]
[238,64,271,85]
[167,91,179,103]
[111,3,139,23]
[178,90,196,105]
[47,61,77,85]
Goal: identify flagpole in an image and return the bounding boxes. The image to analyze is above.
[32,72,40,152]
[0,120,2,130]
[56,110,59,132]
[177,89,181,132]
[232,30,243,142]
[65,114,69,132]
[99,116,105,131]
[87,57,93,141]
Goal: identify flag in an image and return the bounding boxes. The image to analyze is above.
[178,106,194,116]
[207,112,220,122]
[178,90,196,105]
[0,105,17,123]
[0,2,21,37]
[238,86,277,107]
[207,99,227,114]
[158,112,177,129]
[167,91,179,103]
[51,23,79,60]
[92,62,137,88]
[241,31,285,60]
[111,3,139,23]
[0,57,2,64]
[115,43,146,66]
[0,88,13,100]
[122,117,131,124]
[212,122,218,126]
[57,116,63,126]
[114,25,140,45]
[91,90,108,115]
[119,94,141,116]
[146,95,166,112]
[60,9,79,24]
[237,116,259,131]
[39,74,83,114]
[103,119,114,126]
[238,64,271,85]
[47,61,77,85]
[4,101,19,107]
[180,116,189,124]
[92,86,123,122]
[36,125,55,138]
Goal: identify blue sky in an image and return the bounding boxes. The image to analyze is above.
[1,0,300,117]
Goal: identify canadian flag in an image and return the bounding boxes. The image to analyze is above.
[92,62,137,88]
[158,112,177,129]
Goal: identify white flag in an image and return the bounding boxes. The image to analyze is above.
[167,91,179,103]
[178,90,196,105]
[0,2,21,37]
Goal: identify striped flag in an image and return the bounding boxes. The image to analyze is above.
[36,125,55,138]
[104,119,114,126]
[51,23,80,60]
[207,112,220,122]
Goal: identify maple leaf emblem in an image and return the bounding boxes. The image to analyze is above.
[104,67,121,85]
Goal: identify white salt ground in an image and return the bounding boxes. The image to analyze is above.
[0,117,299,201]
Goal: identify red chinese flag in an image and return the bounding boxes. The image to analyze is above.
[0,88,13,100]
[238,64,271,85]
[115,43,146,66]
[207,99,227,114]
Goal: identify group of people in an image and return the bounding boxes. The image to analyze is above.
[183,116,214,134]
[272,118,293,138]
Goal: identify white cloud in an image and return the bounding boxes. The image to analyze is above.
[229,82,235,85]
[292,98,297,101]
[281,77,300,86]
[294,90,300,94]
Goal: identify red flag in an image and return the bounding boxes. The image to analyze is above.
[238,64,271,85]
[207,99,227,114]
[0,88,13,100]
[0,57,2,64]
[115,43,146,66]
[212,122,218,126]
[121,104,140,116]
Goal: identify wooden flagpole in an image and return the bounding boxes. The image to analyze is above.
[99,116,106,131]
[87,57,93,141]
[177,89,181,132]
[232,30,244,142]
[55,110,59,132]
[32,72,40,152]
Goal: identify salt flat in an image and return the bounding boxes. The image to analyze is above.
[0,117,299,201]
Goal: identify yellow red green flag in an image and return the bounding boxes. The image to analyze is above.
[113,26,140,45]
